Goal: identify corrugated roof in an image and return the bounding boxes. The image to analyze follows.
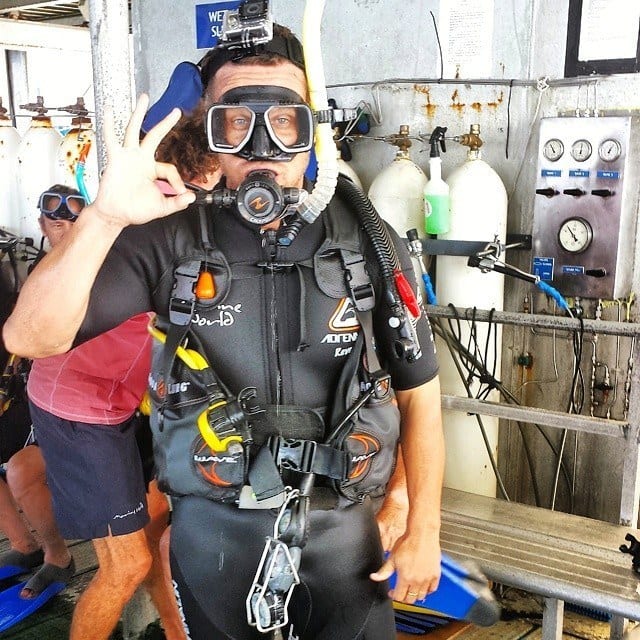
[0,1,84,23]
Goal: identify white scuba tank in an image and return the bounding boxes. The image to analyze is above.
[368,126,427,240]
[337,157,363,190]
[56,100,98,200]
[435,126,508,498]
[0,99,22,235]
[16,98,62,244]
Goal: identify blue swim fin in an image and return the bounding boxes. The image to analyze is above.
[0,580,66,632]
[389,552,500,627]
[0,565,28,581]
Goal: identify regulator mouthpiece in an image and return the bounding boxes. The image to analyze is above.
[235,171,306,227]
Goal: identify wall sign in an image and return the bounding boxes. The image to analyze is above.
[195,1,242,49]
[565,0,640,76]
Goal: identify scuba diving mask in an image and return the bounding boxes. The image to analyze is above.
[38,192,86,221]
[206,86,314,161]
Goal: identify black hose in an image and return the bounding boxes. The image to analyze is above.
[335,175,400,281]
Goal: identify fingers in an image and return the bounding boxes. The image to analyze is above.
[142,107,182,152]
[160,191,197,217]
[393,573,440,603]
[123,94,150,147]
[156,162,189,195]
[369,557,395,583]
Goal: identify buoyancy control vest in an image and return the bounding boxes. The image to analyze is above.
[147,178,402,508]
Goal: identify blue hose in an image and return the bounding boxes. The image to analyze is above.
[536,280,570,312]
[75,161,92,204]
[422,273,437,305]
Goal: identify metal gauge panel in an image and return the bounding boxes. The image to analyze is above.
[531,116,639,299]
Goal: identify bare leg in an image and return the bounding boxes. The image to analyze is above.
[143,481,186,640]
[6,446,70,567]
[0,474,39,555]
[70,530,152,640]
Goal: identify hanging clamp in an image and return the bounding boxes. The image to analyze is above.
[246,488,305,633]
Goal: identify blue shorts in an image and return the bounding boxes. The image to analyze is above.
[29,401,149,539]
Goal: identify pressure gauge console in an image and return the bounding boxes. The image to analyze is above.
[598,138,622,162]
[558,217,593,254]
[542,138,564,162]
[570,139,592,162]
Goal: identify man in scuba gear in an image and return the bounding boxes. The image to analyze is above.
[4,22,445,640]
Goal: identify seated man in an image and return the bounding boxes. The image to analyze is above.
[25,184,184,640]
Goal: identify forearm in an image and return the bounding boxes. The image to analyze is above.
[396,377,445,537]
[3,209,124,357]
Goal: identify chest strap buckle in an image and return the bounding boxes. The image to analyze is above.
[169,260,201,326]
[268,436,348,481]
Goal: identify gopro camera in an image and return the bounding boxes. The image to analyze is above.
[220,0,273,48]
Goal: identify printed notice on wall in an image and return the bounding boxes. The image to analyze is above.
[578,0,640,61]
[439,0,493,78]
[195,1,241,49]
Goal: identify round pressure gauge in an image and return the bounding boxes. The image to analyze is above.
[598,138,622,162]
[570,139,592,162]
[542,138,564,162]
[558,217,593,254]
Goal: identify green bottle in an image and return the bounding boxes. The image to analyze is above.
[424,127,450,235]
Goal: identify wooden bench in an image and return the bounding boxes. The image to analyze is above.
[440,487,640,640]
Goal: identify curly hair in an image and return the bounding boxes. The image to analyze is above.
[155,101,219,185]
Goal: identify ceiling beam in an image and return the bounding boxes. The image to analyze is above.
[0,0,71,11]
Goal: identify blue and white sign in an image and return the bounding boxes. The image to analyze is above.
[569,169,590,178]
[195,1,242,49]
[541,169,562,177]
[532,257,554,281]
[596,170,620,180]
[562,265,585,275]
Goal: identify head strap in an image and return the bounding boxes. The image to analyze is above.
[199,30,305,89]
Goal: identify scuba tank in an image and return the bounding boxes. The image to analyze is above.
[424,126,450,235]
[16,97,61,243]
[368,125,427,238]
[435,124,508,498]
[336,147,362,190]
[55,97,98,201]
[0,99,21,235]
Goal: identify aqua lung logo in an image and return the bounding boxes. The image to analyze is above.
[321,298,361,358]
[347,433,380,479]
[148,374,190,399]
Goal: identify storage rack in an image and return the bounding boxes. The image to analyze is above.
[426,304,640,526]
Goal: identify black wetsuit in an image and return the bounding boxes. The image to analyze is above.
[78,194,439,639]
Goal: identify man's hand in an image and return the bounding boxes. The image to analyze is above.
[369,529,441,604]
[91,94,195,229]
[376,489,408,552]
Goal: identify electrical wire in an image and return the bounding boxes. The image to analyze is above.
[429,10,444,81]
[432,314,578,508]
[505,79,514,159]
[550,315,584,511]
[435,316,511,502]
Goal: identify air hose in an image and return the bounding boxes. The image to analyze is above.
[277,0,338,246]
[337,176,422,361]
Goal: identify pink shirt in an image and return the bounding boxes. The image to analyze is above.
[28,313,152,425]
